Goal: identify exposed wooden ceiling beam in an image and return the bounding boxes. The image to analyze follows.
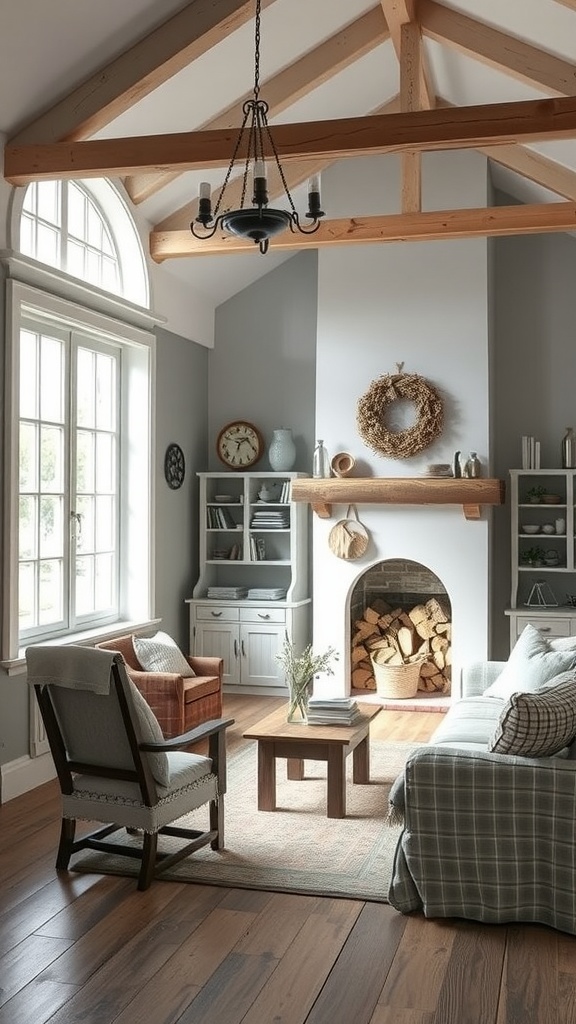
[480,144,576,201]
[552,0,576,10]
[125,5,389,205]
[150,202,576,259]
[419,0,576,95]
[381,1,431,214]
[9,0,280,146]
[399,20,424,212]
[7,95,576,183]
[155,97,402,233]
[381,0,433,105]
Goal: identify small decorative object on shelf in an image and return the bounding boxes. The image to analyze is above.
[331,452,355,477]
[526,485,546,504]
[526,580,558,607]
[462,452,481,478]
[277,633,338,723]
[312,439,331,478]
[268,427,296,471]
[521,546,545,567]
[562,427,576,469]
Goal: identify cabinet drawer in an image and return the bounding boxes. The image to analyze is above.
[515,615,571,638]
[240,606,286,624]
[196,605,240,622]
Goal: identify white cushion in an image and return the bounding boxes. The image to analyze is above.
[484,625,576,700]
[489,678,576,757]
[128,681,169,787]
[133,631,195,678]
[550,636,576,652]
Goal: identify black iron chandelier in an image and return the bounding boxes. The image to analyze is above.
[190,0,324,255]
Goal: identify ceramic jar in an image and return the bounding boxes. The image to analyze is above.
[268,428,296,471]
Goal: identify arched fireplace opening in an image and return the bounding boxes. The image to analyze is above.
[350,558,452,701]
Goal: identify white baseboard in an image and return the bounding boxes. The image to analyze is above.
[1,752,56,803]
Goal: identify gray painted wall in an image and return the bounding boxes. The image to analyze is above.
[209,250,318,474]
[491,191,576,658]
[154,326,209,651]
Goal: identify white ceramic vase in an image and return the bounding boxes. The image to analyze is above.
[268,428,296,471]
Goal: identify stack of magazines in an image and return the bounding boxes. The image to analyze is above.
[306,697,363,726]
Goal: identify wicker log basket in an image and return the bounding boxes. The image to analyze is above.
[370,652,423,699]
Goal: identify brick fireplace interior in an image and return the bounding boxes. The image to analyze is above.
[349,558,452,703]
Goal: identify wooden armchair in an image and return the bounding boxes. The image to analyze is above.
[27,644,233,890]
[95,634,222,738]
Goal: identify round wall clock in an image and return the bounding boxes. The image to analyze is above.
[164,443,185,489]
[216,421,264,470]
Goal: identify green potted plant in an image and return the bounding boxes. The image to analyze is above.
[526,486,546,504]
[277,633,339,723]
[521,545,546,566]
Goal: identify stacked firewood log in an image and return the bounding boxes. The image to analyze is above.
[351,597,451,694]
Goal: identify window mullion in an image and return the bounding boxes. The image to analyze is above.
[68,333,77,629]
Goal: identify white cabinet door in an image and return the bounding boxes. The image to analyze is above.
[240,622,284,687]
[194,621,240,686]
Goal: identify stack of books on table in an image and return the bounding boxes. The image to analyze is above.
[306,697,364,726]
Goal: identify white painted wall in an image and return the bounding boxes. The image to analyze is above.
[312,149,492,695]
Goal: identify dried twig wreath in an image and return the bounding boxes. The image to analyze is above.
[356,365,444,459]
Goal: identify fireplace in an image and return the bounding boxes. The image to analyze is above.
[303,494,493,703]
[349,559,452,699]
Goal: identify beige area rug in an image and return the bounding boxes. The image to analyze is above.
[73,740,417,903]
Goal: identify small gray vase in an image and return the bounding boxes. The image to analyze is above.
[268,428,296,471]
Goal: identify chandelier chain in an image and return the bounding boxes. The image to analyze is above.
[254,0,261,100]
[190,0,323,250]
[212,105,251,219]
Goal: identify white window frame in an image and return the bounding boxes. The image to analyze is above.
[2,274,158,671]
[12,178,149,309]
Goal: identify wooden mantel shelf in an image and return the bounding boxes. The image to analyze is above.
[290,477,506,521]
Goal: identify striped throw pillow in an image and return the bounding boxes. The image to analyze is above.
[489,678,576,757]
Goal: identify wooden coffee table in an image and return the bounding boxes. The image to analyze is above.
[243,703,381,819]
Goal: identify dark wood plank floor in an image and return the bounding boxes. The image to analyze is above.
[1,694,575,1024]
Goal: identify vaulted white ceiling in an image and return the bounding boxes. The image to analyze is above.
[3,0,576,304]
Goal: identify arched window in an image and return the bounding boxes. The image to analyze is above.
[2,179,156,671]
[16,178,148,306]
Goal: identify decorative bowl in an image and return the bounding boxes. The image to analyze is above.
[522,525,540,534]
[541,494,562,504]
[542,524,555,534]
[331,452,355,478]
[214,494,232,503]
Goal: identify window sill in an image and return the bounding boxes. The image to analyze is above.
[2,618,162,676]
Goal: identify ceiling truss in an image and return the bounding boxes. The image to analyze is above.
[4,0,576,259]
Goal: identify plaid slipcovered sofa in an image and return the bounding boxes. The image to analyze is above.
[388,659,576,935]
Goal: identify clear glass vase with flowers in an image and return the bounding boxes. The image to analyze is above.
[277,633,339,723]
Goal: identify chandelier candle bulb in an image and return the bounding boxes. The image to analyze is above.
[198,181,211,201]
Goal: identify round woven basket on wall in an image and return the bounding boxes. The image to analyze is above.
[370,654,422,699]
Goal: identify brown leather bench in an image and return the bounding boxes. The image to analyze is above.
[95,634,223,738]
